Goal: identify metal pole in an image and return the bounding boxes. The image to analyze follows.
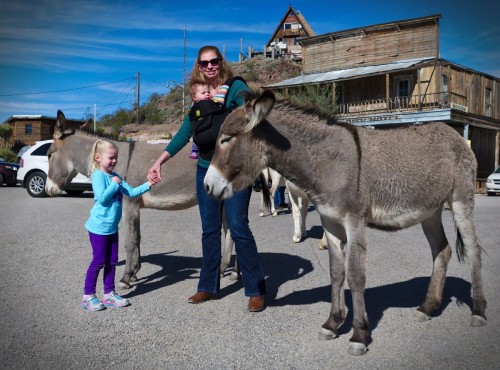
[137,72,140,123]
[183,27,186,116]
[93,104,96,132]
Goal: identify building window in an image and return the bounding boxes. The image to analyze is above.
[485,88,492,116]
[442,75,449,105]
[25,124,32,134]
[284,23,292,30]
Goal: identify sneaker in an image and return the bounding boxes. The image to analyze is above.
[102,291,130,308]
[189,151,199,159]
[81,294,106,312]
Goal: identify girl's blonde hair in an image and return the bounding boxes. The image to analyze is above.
[87,139,118,175]
[189,45,233,88]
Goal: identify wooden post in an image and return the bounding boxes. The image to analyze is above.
[496,131,500,169]
[417,68,421,110]
[386,74,390,111]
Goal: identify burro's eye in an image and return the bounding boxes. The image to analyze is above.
[219,134,232,145]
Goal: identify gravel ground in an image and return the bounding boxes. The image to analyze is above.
[0,186,499,369]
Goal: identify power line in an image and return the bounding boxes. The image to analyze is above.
[0,77,135,97]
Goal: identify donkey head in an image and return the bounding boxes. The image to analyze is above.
[45,110,89,196]
[204,89,276,200]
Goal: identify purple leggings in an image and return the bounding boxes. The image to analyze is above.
[84,231,119,295]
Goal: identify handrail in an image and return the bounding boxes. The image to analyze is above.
[337,92,468,115]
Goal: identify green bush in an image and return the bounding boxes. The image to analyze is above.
[0,147,18,162]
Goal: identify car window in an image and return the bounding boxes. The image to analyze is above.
[31,143,52,156]
[494,167,500,174]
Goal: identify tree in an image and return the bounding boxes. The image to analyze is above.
[0,124,13,147]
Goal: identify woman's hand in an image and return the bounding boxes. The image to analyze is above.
[147,163,161,183]
[148,151,171,183]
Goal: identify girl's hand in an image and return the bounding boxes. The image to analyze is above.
[147,179,158,187]
[111,175,121,184]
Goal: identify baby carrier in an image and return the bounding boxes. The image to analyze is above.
[189,76,246,161]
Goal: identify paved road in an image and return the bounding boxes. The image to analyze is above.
[0,186,499,369]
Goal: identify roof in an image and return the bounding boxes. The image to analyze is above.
[300,14,441,47]
[5,115,85,124]
[266,57,436,88]
[267,56,500,89]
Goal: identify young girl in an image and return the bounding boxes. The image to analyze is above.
[81,139,158,311]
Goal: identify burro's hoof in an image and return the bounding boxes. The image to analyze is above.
[118,281,132,290]
[348,342,367,356]
[471,315,487,327]
[318,327,336,341]
[415,309,431,322]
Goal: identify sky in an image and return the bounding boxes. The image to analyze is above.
[1,0,499,124]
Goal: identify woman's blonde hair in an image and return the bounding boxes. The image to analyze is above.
[189,45,233,88]
[87,139,118,175]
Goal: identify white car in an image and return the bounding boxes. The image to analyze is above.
[486,166,500,196]
[17,139,92,197]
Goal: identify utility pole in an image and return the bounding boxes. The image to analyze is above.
[136,72,140,124]
[93,104,96,132]
[182,26,186,116]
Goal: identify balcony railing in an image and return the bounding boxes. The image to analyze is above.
[337,92,468,116]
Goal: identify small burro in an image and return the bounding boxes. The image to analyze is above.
[203,89,487,356]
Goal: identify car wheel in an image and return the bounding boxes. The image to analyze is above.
[65,189,84,196]
[27,171,47,197]
[486,191,495,196]
[0,173,4,186]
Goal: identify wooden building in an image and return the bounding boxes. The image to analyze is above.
[267,14,500,188]
[263,5,315,61]
[5,115,86,148]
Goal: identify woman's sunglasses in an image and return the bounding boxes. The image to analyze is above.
[198,58,220,69]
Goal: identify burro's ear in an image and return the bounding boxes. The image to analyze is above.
[55,110,65,139]
[244,89,275,133]
[81,118,92,131]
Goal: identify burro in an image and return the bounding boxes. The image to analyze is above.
[203,89,487,356]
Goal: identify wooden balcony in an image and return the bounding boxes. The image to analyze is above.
[337,92,467,116]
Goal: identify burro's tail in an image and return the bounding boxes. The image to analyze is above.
[455,227,466,263]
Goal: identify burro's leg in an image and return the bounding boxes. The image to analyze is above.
[416,209,452,321]
[344,218,369,356]
[318,221,348,340]
[220,207,239,280]
[289,187,306,242]
[450,197,487,326]
[318,232,328,250]
[118,198,141,289]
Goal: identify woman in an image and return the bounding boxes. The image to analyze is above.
[147,46,266,312]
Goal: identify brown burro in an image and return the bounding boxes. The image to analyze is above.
[203,89,487,356]
[46,110,245,289]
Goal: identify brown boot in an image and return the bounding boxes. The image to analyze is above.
[187,291,217,304]
[248,295,265,312]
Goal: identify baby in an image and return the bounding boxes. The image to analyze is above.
[188,82,211,159]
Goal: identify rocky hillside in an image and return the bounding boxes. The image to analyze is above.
[121,57,302,141]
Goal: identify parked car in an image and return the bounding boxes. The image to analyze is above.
[486,166,500,196]
[17,145,31,161]
[17,140,92,197]
[0,159,20,186]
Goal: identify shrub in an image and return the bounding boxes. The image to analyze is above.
[0,147,18,162]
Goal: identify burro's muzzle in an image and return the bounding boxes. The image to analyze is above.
[204,165,234,200]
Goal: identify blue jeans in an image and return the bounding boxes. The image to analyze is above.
[274,185,286,206]
[196,165,266,296]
